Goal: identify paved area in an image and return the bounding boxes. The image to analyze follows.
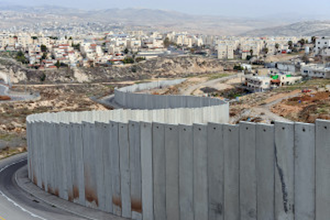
[0,153,125,220]
[181,74,241,96]
[0,84,40,102]
[96,94,124,109]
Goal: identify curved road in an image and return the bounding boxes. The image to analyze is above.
[0,154,86,220]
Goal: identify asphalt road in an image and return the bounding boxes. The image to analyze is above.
[0,84,38,102]
[0,154,85,220]
[0,84,8,95]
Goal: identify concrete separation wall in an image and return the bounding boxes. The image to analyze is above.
[27,79,330,220]
[114,79,228,110]
[27,112,330,220]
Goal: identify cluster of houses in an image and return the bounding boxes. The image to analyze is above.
[0,31,225,69]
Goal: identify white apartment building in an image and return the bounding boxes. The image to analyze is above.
[80,43,103,59]
[245,76,271,92]
[301,64,330,78]
[245,74,301,92]
[108,45,122,55]
[276,62,297,73]
[127,39,142,51]
[218,44,234,59]
[314,37,330,56]
[142,38,164,49]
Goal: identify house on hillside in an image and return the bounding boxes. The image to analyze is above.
[244,74,302,92]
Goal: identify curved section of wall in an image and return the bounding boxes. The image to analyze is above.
[114,79,227,110]
[28,79,330,219]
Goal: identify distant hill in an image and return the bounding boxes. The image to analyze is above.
[0,4,290,35]
[241,21,330,36]
[2,4,330,36]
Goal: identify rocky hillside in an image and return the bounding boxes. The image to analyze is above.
[0,56,231,84]
[242,20,330,36]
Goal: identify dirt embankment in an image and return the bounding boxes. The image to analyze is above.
[0,56,232,84]
[0,83,118,155]
[272,91,330,123]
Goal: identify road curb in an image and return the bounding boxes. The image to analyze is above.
[15,165,126,220]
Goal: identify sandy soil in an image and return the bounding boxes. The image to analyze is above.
[0,83,117,152]
[271,91,330,123]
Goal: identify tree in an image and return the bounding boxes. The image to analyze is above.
[72,43,80,51]
[135,57,146,62]
[123,48,129,54]
[298,38,305,47]
[250,49,253,56]
[16,51,28,64]
[164,37,170,48]
[233,65,244,71]
[122,57,134,64]
[311,36,316,44]
[69,36,73,40]
[302,55,310,64]
[288,41,293,49]
[41,44,47,53]
[31,36,38,40]
[275,43,279,50]
[39,73,46,82]
[41,53,47,60]
[55,60,60,69]
[262,47,269,54]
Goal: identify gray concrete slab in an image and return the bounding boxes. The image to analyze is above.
[295,123,315,220]
[193,124,208,220]
[256,124,275,220]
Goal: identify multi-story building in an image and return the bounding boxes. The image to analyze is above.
[218,44,234,59]
[301,64,330,78]
[245,74,302,92]
[314,37,330,56]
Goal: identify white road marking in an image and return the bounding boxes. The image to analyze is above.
[0,159,47,220]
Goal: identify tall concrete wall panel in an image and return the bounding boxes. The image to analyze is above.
[295,123,315,220]
[223,124,240,220]
[193,124,208,220]
[141,122,153,220]
[164,124,179,220]
[239,122,256,220]
[316,120,330,220]
[110,121,122,216]
[119,123,132,218]
[129,121,142,220]
[274,122,295,220]
[207,123,224,220]
[152,123,166,220]
[178,124,194,220]
[256,124,275,220]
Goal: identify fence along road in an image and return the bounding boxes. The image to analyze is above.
[27,78,330,220]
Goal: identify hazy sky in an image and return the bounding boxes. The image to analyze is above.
[3,0,330,17]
